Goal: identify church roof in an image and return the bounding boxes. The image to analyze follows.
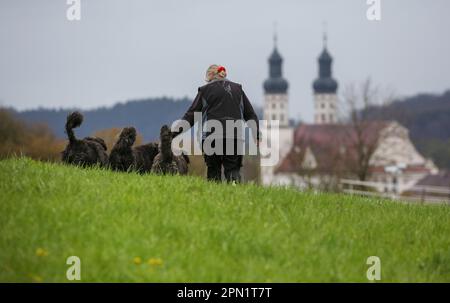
[264,76,289,94]
[313,76,338,94]
[269,47,282,62]
[319,48,332,62]
[275,121,435,177]
[275,122,387,174]
[264,39,288,94]
[313,36,338,94]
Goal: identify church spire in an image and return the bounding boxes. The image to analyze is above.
[264,28,288,94]
[322,21,328,49]
[313,30,337,94]
[273,21,278,48]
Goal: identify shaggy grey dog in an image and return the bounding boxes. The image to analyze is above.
[109,127,159,174]
[61,112,108,167]
[151,125,189,175]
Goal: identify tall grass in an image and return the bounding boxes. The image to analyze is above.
[0,158,449,282]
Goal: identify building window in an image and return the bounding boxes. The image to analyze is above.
[321,114,326,122]
[321,103,325,109]
[272,103,276,109]
[329,114,333,122]
[272,114,277,121]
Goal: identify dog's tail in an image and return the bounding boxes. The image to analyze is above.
[65,111,83,143]
[159,124,172,162]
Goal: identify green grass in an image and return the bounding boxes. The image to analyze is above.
[0,158,449,282]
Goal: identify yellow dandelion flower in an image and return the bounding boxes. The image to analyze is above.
[147,258,163,266]
[133,257,142,265]
[29,274,43,283]
[35,248,48,257]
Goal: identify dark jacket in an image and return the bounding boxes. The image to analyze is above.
[180,79,259,140]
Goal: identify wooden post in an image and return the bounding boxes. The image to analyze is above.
[420,188,425,204]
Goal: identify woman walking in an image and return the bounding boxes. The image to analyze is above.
[174,65,259,183]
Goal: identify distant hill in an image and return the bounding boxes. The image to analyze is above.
[364,90,450,170]
[13,97,264,142]
[14,97,192,141]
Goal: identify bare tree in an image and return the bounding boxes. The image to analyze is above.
[341,78,396,181]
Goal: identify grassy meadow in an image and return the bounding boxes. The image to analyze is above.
[0,158,449,282]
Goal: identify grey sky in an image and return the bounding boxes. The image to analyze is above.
[1,0,449,122]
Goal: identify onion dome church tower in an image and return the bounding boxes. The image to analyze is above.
[263,33,290,127]
[261,32,293,185]
[313,33,338,124]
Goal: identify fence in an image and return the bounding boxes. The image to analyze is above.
[340,179,450,205]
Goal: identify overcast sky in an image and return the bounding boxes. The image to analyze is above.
[1,0,449,122]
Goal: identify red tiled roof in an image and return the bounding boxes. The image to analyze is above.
[276,122,387,174]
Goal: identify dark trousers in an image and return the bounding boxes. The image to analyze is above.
[202,138,243,183]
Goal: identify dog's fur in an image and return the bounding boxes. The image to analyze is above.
[62,111,108,167]
[151,125,189,175]
[109,127,159,173]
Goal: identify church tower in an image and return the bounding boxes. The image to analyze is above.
[263,33,289,127]
[261,33,293,185]
[313,33,338,124]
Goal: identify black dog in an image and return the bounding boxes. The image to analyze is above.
[109,127,159,173]
[62,111,108,167]
[151,125,189,175]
